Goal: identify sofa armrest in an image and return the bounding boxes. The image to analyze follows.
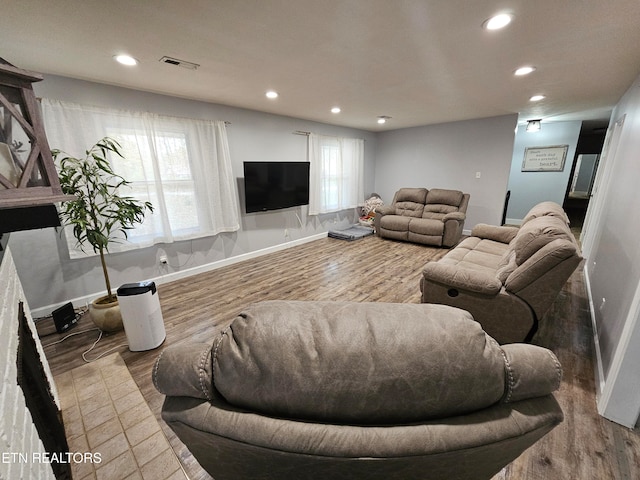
[443,211,466,222]
[153,342,215,400]
[500,343,562,403]
[374,204,395,236]
[442,212,467,247]
[471,224,519,244]
[376,204,395,216]
[422,262,502,295]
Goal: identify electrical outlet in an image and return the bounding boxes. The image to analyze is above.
[475,171,481,179]
[159,255,168,265]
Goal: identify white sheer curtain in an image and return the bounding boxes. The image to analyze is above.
[308,133,364,215]
[41,99,239,257]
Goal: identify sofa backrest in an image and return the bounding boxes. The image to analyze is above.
[390,188,469,221]
[392,187,428,217]
[512,216,575,265]
[422,189,467,220]
[521,201,570,226]
[496,213,582,318]
[209,301,561,425]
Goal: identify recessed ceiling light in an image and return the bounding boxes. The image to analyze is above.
[377,116,391,124]
[530,95,546,102]
[114,54,138,66]
[483,13,513,30]
[514,66,536,76]
[265,90,279,99]
[331,107,341,114]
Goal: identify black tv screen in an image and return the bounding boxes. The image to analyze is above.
[243,161,310,213]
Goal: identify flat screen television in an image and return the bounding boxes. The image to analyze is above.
[243,161,310,213]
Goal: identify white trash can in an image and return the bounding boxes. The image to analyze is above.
[116,281,166,351]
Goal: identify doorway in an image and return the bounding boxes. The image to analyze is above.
[562,120,608,229]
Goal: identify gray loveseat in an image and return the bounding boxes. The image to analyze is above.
[154,300,563,480]
[420,201,583,344]
[375,187,470,247]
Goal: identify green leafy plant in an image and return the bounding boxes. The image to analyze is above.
[53,137,153,303]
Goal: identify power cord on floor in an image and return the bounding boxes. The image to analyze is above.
[42,325,129,363]
[81,329,128,363]
[42,327,101,347]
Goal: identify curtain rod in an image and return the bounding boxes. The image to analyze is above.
[36,97,232,126]
[292,130,365,142]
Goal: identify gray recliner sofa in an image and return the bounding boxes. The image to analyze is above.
[375,187,470,247]
[420,201,583,344]
[154,300,563,480]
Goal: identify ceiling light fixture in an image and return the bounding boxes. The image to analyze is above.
[515,66,536,76]
[526,119,542,132]
[114,54,138,66]
[265,90,279,99]
[377,115,391,124]
[483,13,513,30]
[331,107,341,114]
[529,95,546,102]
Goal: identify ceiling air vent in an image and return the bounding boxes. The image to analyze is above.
[159,56,199,70]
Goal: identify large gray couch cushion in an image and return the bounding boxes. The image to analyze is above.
[395,187,428,204]
[206,301,557,424]
[380,214,411,232]
[521,201,570,225]
[513,215,575,265]
[393,187,428,217]
[423,189,465,219]
[408,218,444,236]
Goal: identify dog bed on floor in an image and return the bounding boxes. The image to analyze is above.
[328,225,375,241]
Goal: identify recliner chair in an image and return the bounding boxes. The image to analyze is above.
[153,300,563,480]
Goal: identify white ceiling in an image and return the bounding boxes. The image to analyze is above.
[2,0,640,132]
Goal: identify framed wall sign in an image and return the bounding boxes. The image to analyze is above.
[522,145,568,172]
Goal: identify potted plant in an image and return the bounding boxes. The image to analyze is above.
[53,137,153,332]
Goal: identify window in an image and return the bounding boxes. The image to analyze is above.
[41,99,239,257]
[107,128,199,241]
[308,134,364,215]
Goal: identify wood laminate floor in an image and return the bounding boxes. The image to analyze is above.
[39,235,640,479]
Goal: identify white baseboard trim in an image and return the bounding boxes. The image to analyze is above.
[504,217,523,226]
[32,232,328,319]
[583,265,606,399]
[153,232,328,287]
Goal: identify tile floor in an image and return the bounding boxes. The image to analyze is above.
[54,353,187,480]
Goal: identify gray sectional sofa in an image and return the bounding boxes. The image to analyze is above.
[420,201,583,344]
[154,300,563,480]
[375,187,470,247]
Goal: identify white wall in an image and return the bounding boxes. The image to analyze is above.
[582,71,640,428]
[506,121,582,223]
[373,114,518,229]
[9,75,377,313]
